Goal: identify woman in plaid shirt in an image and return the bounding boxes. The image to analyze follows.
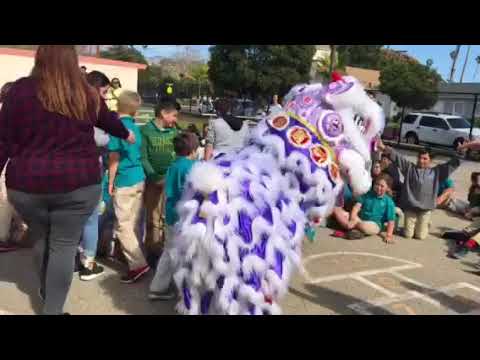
[0,46,135,315]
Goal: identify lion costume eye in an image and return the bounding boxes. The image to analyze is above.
[317,111,344,140]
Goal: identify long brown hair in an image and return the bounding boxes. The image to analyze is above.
[31,45,99,121]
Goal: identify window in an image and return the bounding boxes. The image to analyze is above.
[453,102,465,116]
[402,114,418,124]
[446,117,471,129]
[419,116,449,130]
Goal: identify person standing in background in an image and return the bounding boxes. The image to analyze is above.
[76,70,113,281]
[106,78,122,111]
[204,99,249,161]
[1,46,134,315]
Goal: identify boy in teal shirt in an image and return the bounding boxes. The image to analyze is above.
[108,91,150,284]
[338,174,396,243]
[149,132,199,300]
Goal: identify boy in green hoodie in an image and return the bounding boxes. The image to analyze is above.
[141,100,179,261]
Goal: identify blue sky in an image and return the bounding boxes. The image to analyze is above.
[390,45,480,82]
[140,45,480,83]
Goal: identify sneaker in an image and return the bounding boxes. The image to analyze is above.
[38,288,45,302]
[120,265,150,284]
[0,242,19,253]
[148,288,176,301]
[346,230,366,240]
[79,262,105,281]
[449,247,469,260]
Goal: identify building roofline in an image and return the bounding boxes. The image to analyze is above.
[0,47,147,70]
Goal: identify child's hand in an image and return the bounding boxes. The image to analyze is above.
[383,233,395,244]
[126,130,136,144]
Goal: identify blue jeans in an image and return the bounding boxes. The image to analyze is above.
[80,202,101,258]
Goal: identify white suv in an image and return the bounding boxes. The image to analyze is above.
[400,112,480,148]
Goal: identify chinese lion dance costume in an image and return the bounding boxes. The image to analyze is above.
[170,74,385,315]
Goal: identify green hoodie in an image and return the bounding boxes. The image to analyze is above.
[140,120,178,183]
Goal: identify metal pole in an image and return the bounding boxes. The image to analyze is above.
[460,45,471,83]
[449,45,462,82]
[397,107,405,145]
[470,94,478,140]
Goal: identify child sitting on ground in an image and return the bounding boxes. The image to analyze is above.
[378,140,461,240]
[335,174,397,243]
[148,132,199,300]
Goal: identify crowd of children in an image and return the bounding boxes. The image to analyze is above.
[3,67,480,315]
[326,136,480,267]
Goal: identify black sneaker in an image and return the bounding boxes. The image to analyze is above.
[148,287,176,301]
[79,262,105,281]
[449,246,469,260]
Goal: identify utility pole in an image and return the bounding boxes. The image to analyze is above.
[474,56,480,80]
[460,45,471,83]
[449,45,462,83]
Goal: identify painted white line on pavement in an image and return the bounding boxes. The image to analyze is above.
[308,264,421,284]
[389,271,434,290]
[347,282,480,315]
[351,275,398,298]
[302,252,422,284]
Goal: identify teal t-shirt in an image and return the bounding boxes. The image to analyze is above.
[357,190,396,230]
[108,116,145,188]
[438,178,454,196]
[165,157,196,226]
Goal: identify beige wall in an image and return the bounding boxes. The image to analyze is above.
[0,54,139,92]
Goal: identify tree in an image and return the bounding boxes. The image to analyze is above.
[100,45,148,65]
[379,59,442,110]
[315,54,346,82]
[208,45,315,100]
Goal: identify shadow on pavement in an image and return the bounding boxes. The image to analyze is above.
[97,271,177,315]
[399,281,480,314]
[289,284,393,315]
[0,248,43,314]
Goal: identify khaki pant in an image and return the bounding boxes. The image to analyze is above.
[404,210,432,240]
[357,221,381,235]
[113,182,147,270]
[144,181,166,256]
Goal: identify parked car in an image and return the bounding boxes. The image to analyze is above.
[400,112,480,148]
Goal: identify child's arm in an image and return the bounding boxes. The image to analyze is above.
[384,221,395,243]
[108,152,120,196]
[378,142,412,176]
[348,203,363,229]
[437,187,455,206]
[458,139,480,152]
[437,155,461,183]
